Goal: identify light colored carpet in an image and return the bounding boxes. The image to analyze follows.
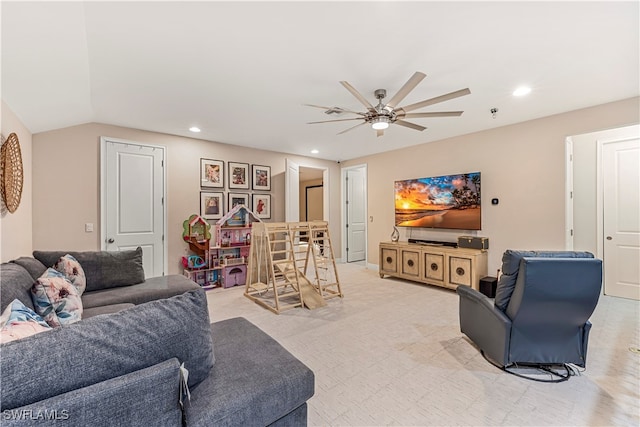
[206,262,640,426]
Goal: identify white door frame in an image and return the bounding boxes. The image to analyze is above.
[564,137,574,250]
[100,136,168,274]
[285,159,330,222]
[341,163,368,265]
[285,159,300,223]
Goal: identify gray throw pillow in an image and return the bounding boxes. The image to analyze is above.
[10,257,47,280]
[0,263,37,312]
[33,248,145,292]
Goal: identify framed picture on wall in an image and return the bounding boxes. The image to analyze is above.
[228,192,250,210]
[252,164,271,191]
[201,191,224,220]
[201,159,224,188]
[228,162,249,189]
[252,194,271,219]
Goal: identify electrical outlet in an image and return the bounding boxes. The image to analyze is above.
[85,223,94,232]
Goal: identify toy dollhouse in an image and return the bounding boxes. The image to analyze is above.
[182,214,211,256]
[182,214,216,288]
[182,205,260,290]
[212,204,260,289]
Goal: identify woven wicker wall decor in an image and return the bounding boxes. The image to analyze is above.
[0,132,24,213]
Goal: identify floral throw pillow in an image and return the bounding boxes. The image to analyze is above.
[31,268,83,327]
[0,299,52,343]
[53,254,86,295]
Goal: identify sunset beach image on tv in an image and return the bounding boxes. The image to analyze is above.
[394,172,481,230]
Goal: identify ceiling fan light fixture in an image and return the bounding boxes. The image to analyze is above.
[371,116,390,130]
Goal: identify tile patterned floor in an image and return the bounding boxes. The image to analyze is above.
[206,263,640,426]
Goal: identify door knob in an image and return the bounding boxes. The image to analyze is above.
[606,236,613,240]
[107,238,115,243]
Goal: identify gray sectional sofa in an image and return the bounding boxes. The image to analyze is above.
[0,249,314,426]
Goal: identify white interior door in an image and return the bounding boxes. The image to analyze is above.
[346,166,366,262]
[285,159,300,222]
[602,137,640,300]
[102,137,166,278]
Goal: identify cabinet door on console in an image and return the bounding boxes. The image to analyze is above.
[380,247,399,276]
[401,249,421,278]
[424,253,445,282]
[449,256,472,287]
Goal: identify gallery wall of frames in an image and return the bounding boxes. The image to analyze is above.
[199,158,272,220]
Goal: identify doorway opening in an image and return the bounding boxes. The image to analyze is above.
[300,167,324,222]
[285,159,329,223]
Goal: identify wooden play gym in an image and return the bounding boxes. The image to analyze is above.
[245,221,343,314]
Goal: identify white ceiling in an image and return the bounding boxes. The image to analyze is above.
[2,1,638,161]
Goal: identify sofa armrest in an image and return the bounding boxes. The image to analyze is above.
[457,286,512,366]
[1,359,182,426]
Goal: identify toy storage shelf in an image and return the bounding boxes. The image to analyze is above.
[183,267,221,290]
[209,244,249,289]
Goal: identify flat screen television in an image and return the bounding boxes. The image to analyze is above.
[394,172,481,230]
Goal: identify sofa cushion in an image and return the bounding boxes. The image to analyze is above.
[0,299,52,344]
[31,268,83,327]
[81,274,201,309]
[1,288,213,410]
[3,359,183,426]
[83,303,136,318]
[10,257,47,281]
[0,263,37,312]
[53,254,87,295]
[33,248,145,292]
[495,250,594,312]
[188,317,314,427]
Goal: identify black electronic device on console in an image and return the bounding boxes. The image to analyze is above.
[408,238,458,248]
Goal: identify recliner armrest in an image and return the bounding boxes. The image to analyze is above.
[457,286,512,366]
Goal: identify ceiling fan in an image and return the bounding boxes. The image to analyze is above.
[305,72,470,137]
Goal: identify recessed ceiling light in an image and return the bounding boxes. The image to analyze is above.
[189,126,201,133]
[513,86,532,97]
[311,149,319,154]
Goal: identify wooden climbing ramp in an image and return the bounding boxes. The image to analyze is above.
[245,221,342,314]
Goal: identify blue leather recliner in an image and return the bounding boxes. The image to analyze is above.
[457,250,602,375]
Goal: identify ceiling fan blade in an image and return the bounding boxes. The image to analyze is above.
[400,88,471,113]
[394,120,427,131]
[303,104,365,116]
[402,111,463,118]
[337,121,368,135]
[307,117,365,124]
[340,81,375,111]
[377,129,384,138]
[385,71,426,110]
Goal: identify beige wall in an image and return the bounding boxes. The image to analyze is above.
[32,123,340,274]
[343,97,639,274]
[299,178,323,221]
[1,101,33,261]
